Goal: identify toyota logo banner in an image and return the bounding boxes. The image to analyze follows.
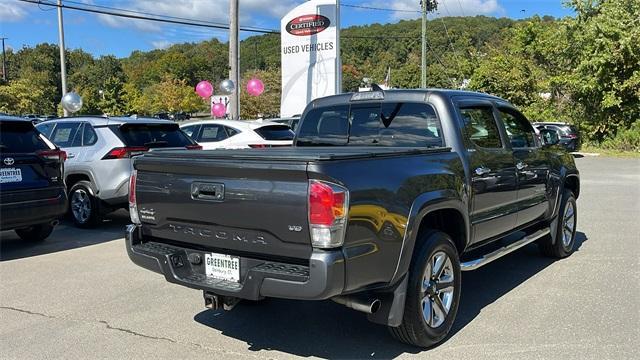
[280,0,341,117]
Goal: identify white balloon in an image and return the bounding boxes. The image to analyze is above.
[61,92,83,113]
[219,79,235,95]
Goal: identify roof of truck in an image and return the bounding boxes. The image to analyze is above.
[309,88,505,108]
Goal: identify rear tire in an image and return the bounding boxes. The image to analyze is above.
[539,190,577,258]
[15,223,54,241]
[69,181,101,228]
[389,231,461,348]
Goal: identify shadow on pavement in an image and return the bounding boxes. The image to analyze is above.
[0,210,130,261]
[194,232,588,359]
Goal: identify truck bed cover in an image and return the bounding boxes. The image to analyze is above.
[144,146,451,162]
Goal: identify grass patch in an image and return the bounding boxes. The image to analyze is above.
[579,146,640,158]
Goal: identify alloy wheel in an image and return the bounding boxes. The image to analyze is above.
[71,189,91,223]
[421,251,455,328]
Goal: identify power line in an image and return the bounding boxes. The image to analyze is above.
[59,0,275,33]
[19,0,279,34]
[340,3,420,13]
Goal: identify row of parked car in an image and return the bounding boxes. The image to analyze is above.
[0,114,296,240]
[0,111,577,242]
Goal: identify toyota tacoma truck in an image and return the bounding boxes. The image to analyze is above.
[126,89,579,347]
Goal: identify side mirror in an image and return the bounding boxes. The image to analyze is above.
[539,129,560,147]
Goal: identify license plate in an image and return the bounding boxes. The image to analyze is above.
[205,253,240,282]
[0,168,22,183]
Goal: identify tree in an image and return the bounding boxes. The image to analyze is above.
[240,69,281,119]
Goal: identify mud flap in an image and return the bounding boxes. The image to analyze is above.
[367,275,408,327]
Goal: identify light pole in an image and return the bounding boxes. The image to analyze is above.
[421,1,438,89]
[1,37,7,82]
[228,0,240,120]
[57,0,69,116]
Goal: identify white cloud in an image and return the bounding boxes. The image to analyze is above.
[93,0,300,33]
[0,0,29,22]
[151,40,173,49]
[364,0,505,20]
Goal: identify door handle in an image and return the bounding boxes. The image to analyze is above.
[516,161,528,170]
[67,153,76,159]
[475,166,491,176]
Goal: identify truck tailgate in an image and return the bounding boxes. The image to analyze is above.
[134,154,312,260]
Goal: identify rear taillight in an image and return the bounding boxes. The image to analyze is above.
[102,146,148,160]
[185,144,202,150]
[249,144,268,148]
[129,170,140,225]
[36,149,67,162]
[308,180,349,248]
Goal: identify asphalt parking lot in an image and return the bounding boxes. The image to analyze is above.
[1,156,638,359]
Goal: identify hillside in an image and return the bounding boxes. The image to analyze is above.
[1,0,638,149]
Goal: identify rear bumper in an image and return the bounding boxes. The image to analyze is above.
[125,225,345,301]
[0,187,67,230]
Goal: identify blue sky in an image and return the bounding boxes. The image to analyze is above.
[1,0,574,58]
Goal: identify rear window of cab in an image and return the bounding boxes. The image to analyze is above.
[296,102,443,147]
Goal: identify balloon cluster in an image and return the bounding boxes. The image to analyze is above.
[195,77,266,118]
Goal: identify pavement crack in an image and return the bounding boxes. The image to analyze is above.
[97,320,177,343]
[1,305,177,344]
[0,306,55,319]
[1,305,260,358]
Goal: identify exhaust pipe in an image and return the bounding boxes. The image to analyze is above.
[50,219,60,227]
[203,292,240,311]
[332,296,381,314]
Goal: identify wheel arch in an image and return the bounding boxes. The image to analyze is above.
[66,172,96,194]
[389,191,469,284]
[564,173,580,199]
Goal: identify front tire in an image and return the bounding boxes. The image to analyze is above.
[69,181,102,228]
[539,190,577,258]
[389,231,461,348]
[15,223,54,241]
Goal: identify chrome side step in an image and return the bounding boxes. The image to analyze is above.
[460,228,550,271]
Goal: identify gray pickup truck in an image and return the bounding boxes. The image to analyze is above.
[126,89,579,347]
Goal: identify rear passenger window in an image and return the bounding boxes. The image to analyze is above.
[459,107,503,148]
[49,122,82,148]
[224,126,239,138]
[36,122,55,138]
[181,125,200,139]
[499,108,536,148]
[200,124,228,142]
[297,105,349,146]
[82,123,98,146]
[0,121,50,153]
[348,106,380,145]
[380,103,442,147]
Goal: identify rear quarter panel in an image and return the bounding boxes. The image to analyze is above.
[308,151,465,291]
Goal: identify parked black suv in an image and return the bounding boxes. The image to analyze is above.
[534,122,581,151]
[0,116,68,241]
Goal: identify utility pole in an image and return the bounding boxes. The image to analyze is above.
[1,37,7,82]
[57,0,69,116]
[229,0,240,120]
[420,1,437,89]
[421,1,427,88]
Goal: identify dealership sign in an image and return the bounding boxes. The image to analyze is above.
[280,0,341,117]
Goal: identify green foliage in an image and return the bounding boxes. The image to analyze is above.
[601,120,640,152]
[1,7,638,151]
[240,69,281,119]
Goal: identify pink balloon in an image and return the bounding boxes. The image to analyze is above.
[195,80,213,98]
[246,78,265,96]
[211,102,226,118]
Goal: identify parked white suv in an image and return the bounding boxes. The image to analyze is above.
[37,116,200,227]
[180,120,294,149]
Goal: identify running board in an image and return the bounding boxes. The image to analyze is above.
[460,228,550,271]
